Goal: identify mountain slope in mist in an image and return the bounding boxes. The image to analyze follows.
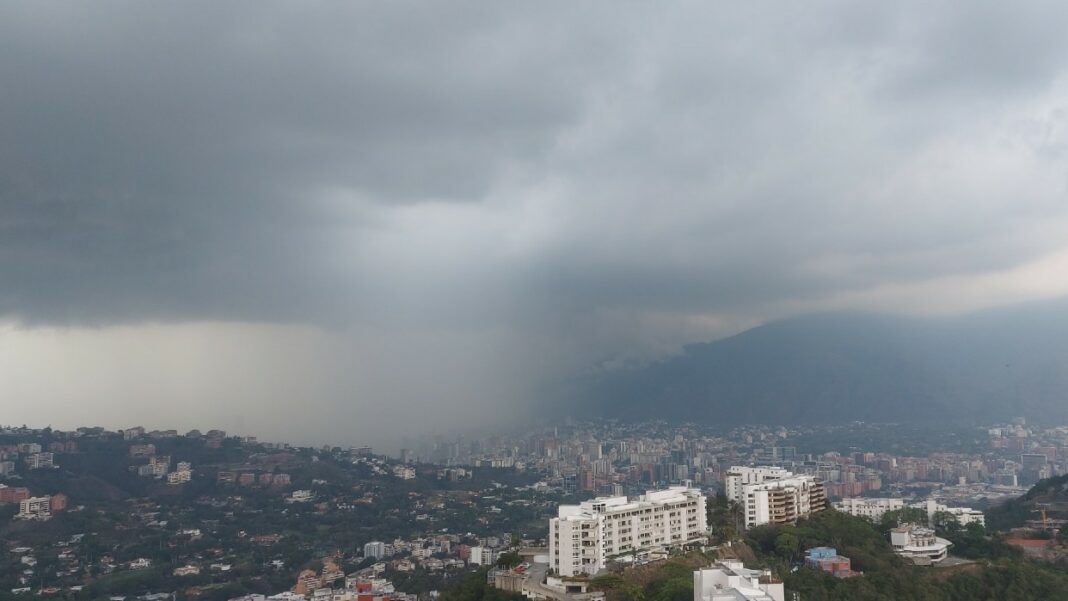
[576,300,1068,424]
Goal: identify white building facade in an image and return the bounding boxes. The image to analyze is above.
[724,467,790,503]
[890,524,952,565]
[549,487,707,577]
[17,496,52,520]
[915,499,985,528]
[740,475,826,529]
[833,497,904,522]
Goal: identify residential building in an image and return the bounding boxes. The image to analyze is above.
[724,466,790,503]
[17,496,52,520]
[129,444,156,457]
[392,466,415,480]
[468,546,495,566]
[549,486,707,577]
[740,474,825,528]
[804,547,857,578]
[915,499,985,528]
[693,560,784,601]
[364,542,386,560]
[49,493,67,513]
[287,490,313,503]
[833,497,903,522]
[24,452,54,469]
[890,524,951,565]
[0,485,30,503]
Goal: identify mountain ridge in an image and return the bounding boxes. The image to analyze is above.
[571,299,1068,424]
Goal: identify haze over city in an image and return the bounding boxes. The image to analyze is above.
[3,2,1068,446]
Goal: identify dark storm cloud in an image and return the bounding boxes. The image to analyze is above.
[3,1,1068,373]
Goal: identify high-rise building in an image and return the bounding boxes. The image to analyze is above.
[724,466,790,503]
[363,541,386,560]
[739,473,825,529]
[549,486,707,577]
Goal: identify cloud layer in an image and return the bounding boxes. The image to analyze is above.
[3,2,1068,443]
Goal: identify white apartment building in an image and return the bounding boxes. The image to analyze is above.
[693,560,784,601]
[833,497,904,522]
[915,499,985,528]
[17,496,52,520]
[724,467,790,503]
[468,546,495,566]
[363,541,386,560]
[549,486,707,577]
[24,452,54,470]
[740,475,826,529]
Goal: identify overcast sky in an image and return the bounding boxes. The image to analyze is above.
[3,2,1068,446]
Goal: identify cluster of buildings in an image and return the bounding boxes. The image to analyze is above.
[356,533,513,574]
[405,420,1068,510]
[228,572,415,601]
[1,442,61,475]
[549,486,707,577]
[217,470,293,487]
[833,496,984,528]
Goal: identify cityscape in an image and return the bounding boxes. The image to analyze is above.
[3,418,1068,601]
[6,2,1068,601]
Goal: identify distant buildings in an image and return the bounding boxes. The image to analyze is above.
[468,546,496,566]
[392,466,415,480]
[693,560,784,601]
[287,490,313,503]
[833,497,903,522]
[549,486,707,577]
[804,547,858,578]
[167,462,193,485]
[834,497,984,528]
[17,496,52,520]
[919,499,985,528]
[728,467,825,528]
[890,524,952,565]
[24,452,54,469]
[363,542,386,560]
[0,484,30,503]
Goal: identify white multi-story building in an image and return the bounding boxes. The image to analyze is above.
[363,541,386,560]
[740,474,826,529]
[549,486,707,577]
[17,496,52,521]
[724,467,790,503]
[392,465,416,480]
[24,452,54,470]
[914,499,985,528]
[693,560,784,601]
[890,524,951,565]
[833,497,904,522]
